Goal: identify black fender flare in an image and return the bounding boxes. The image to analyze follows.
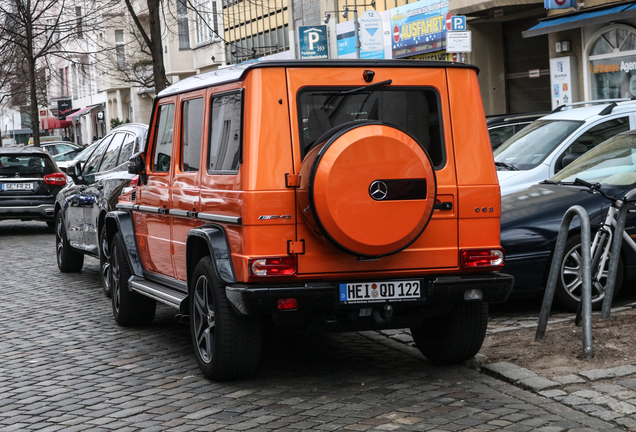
[186,224,237,288]
[105,211,144,277]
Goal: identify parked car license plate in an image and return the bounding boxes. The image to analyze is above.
[339,280,421,304]
[2,182,33,191]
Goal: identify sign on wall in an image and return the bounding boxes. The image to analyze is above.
[391,0,449,58]
[360,10,384,54]
[337,10,391,59]
[299,26,329,59]
[544,0,576,10]
[57,99,73,120]
[550,56,578,109]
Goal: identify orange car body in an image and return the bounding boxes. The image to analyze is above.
[107,60,513,379]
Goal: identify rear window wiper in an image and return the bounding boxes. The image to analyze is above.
[309,79,393,96]
[495,161,518,171]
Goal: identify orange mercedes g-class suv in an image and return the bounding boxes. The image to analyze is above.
[105,60,513,380]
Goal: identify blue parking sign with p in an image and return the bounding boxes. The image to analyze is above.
[451,16,466,31]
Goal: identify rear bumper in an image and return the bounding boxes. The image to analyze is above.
[0,204,55,220]
[225,272,514,316]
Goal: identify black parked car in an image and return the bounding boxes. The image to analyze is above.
[487,111,549,150]
[55,124,148,296]
[501,129,636,311]
[0,147,66,227]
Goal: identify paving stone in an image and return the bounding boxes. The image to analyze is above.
[517,377,560,392]
[579,365,636,381]
[539,390,567,398]
[553,375,586,385]
[481,362,537,383]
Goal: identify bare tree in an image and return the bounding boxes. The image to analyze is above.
[0,0,118,146]
[123,0,169,93]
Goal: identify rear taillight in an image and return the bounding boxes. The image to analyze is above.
[249,256,297,277]
[43,173,67,186]
[461,249,504,268]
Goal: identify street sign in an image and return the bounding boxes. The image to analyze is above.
[360,10,384,53]
[446,31,472,53]
[445,12,452,31]
[299,26,329,59]
[450,16,466,31]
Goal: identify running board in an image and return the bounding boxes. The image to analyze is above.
[129,276,187,309]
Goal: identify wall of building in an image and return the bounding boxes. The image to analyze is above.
[467,21,506,115]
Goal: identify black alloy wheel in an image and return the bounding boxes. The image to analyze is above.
[100,229,112,297]
[190,256,262,381]
[55,212,84,272]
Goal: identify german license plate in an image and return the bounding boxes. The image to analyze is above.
[339,280,421,304]
[2,182,33,191]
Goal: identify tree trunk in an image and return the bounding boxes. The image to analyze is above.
[24,1,40,147]
[147,0,167,94]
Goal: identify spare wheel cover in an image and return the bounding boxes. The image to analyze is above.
[308,123,437,257]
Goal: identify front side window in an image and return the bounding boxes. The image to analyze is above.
[208,93,241,172]
[153,104,175,172]
[298,88,445,167]
[118,134,136,166]
[181,98,204,172]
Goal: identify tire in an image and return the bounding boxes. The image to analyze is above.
[554,234,623,312]
[55,212,84,273]
[99,229,112,298]
[410,302,488,365]
[110,231,155,326]
[190,256,262,381]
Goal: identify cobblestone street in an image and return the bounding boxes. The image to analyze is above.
[0,220,629,431]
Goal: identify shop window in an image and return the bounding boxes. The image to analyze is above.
[588,25,636,100]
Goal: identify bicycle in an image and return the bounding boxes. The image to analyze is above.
[550,177,636,312]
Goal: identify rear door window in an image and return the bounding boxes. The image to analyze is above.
[181,98,204,172]
[298,88,445,167]
[100,133,126,172]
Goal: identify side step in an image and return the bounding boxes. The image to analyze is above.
[129,276,186,309]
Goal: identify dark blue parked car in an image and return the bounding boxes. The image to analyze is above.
[501,129,636,311]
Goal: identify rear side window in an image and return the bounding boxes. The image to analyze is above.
[0,154,56,175]
[153,103,175,172]
[208,93,242,173]
[298,88,445,167]
[181,98,204,172]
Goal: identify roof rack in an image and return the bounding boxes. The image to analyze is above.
[551,98,634,113]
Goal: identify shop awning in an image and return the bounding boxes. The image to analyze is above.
[66,104,101,121]
[40,117,72,130]
[523,1,636,38]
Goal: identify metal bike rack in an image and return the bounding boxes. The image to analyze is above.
[535,205,594,359]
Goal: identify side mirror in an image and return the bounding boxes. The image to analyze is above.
[67,161,83,184]
[128,152,146,175]
[561,153,583,170]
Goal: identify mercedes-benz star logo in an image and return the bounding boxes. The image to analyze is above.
[369,180,388,201]
[14,172,20,178]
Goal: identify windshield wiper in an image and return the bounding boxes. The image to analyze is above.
[495,161,518,171]
[540,180,561,185]
[309,79,393,96]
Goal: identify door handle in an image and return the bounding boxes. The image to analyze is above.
[434,202,453,210]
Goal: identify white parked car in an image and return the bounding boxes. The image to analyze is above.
[494,100,636,195]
